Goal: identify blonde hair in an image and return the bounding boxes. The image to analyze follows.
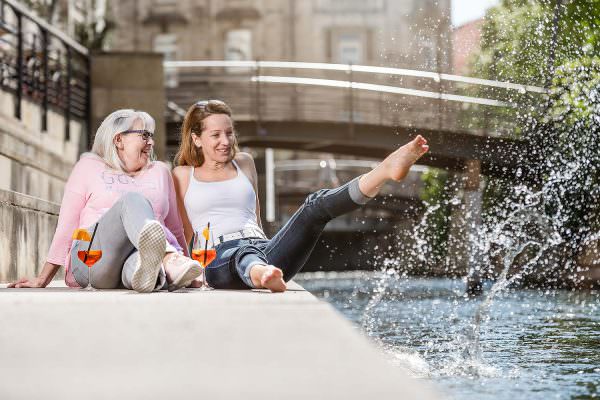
[175,100,239,167]
[89,109,156,172]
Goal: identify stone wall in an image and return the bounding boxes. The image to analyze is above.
[0,189,63,283]
[0,90,81,282]
[0,92,83,203]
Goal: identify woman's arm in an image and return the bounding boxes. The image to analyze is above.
[171,166,194,253]
[9,159,89,288]
[164,166,189,256]
[235,152,264,230]
[7,262,60,288]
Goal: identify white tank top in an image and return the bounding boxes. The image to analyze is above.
[184,160,264,239]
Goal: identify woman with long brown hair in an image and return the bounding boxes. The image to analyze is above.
[172,100,429,292]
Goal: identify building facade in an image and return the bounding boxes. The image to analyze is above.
[109,0,452,72]
[107,0,454,160]
[452,18,483,75]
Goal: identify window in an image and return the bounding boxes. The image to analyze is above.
[153,33,178,87]
[315,0,385,13]
[153,33,178,60]
[225,29,252,73]
[225,29,252,61]
[420,39,437,71]
[337,33,362,65]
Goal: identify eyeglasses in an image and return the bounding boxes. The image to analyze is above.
[121,130,154,142]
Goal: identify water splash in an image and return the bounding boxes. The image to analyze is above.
[360,58,600,379]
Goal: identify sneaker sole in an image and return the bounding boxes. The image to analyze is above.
[168,263,202,292]
[132,222,165,293]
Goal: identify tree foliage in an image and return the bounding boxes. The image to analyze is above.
[418,168,451,271]
[74,5,115,51]
[529,58,600,244]
[462,1,600,282]
[19,0,59,23]
[20,0,114,50]
[473,0,600,86]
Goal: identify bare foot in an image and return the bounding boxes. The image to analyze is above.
[250,264,287,292]
[383,135,429,182]
[358,135,429,197]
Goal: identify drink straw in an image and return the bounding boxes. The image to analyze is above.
[203,222,210,266]
[188,230,196,256]
[84,223,99,264]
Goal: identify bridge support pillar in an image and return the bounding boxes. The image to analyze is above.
[254,148,279,237]
[445,160,484,293]
[463,159,484,295]
[445,172,469,275]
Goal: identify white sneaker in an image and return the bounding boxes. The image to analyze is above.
[131,221,166,293]
[165,253,202,292]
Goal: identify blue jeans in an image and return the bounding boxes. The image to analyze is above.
[205,177,372,289]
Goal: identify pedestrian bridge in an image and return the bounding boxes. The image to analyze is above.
[164,60,546,177]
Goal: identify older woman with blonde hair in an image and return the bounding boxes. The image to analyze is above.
[9,109,201,292]
[173,100,429,292]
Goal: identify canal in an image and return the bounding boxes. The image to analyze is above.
[297,272,600,400]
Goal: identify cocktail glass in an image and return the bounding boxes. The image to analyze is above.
[191,225,216,291]
[72,225,101,291]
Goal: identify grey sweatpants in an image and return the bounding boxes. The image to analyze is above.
[70,192,175,290]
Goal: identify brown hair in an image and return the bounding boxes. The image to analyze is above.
[174,100,239,167]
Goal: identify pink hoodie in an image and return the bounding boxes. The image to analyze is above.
[46,154,186,287]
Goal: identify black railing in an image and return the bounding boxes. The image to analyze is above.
[0,0,89,141]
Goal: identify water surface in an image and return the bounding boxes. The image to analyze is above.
[296,272,600,400]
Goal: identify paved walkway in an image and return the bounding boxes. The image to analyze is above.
[0,281,438,399]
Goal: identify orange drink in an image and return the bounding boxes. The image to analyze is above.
[78,250,103,267]
[191,249,216,267]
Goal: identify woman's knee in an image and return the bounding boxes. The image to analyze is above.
[301,189,332,220]
[235,246,268,270]
[119,191,151,208]
[304,189,328,205]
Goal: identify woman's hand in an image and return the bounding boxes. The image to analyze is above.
[7,262,60,288]
[7,276,46,288]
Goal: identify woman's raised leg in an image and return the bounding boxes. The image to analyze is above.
[250,135,429,291]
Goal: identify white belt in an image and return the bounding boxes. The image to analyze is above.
[215,228,266,246]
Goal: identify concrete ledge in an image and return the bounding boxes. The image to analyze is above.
[0,189,61,282]
[0,282,438,399]
[0,187,60,215]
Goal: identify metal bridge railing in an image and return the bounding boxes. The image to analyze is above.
[0,0,90,140]
[165,60,546,138]
[166,60,547,97]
